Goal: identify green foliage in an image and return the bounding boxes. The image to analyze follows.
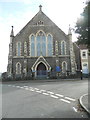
[75,1,90,47]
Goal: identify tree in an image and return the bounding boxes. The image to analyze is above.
[75,1,90,48]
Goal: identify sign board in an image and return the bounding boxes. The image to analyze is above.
[56,66,61,72]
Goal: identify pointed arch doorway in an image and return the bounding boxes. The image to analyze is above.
[37,62,47,76]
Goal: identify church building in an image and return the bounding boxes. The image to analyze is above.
[7,5,77,79]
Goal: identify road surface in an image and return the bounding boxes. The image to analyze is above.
[1,79,89,118]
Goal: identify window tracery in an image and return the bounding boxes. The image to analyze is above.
[29,31,53,57]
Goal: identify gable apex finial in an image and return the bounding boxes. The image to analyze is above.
[39,5,42,11]
[10,25,14,37]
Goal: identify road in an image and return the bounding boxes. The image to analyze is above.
[1,79,89,118]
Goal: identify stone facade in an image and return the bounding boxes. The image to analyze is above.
[7,5,77,79]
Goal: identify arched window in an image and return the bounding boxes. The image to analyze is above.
[61,41,66,55]
[36,31,46,56]
[16,62,21,74]
[24,41,27,55]
[30,35,35,57]
[62,61,67,73]
[47,34,53,56]
[17,42,21,56]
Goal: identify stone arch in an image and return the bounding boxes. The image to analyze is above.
[36,30,46,36]
[35,61,48,71]
[35,61,48,76]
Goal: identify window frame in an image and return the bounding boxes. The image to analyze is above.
[16,62,21,74]
[16,42,21,56]
[61,40,66,55]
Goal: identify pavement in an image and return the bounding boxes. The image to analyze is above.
[1,77,88,84]
[79,93,90,115]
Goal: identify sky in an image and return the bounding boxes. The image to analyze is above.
[0,0,87,73]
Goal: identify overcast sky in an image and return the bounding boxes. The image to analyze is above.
[0,0,86,73]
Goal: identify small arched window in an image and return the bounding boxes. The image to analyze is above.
[30,35,35,57]
[47,34,53,56]
[16,62,21,74]
[24,41,27,55]
[17,42,21,56]
[61,41,66,55]
[62,61,67,73]
[31,35,34,42]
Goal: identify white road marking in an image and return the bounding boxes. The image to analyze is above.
[50,95,59,99]
[73,107,77,112]
[20,87,24,89]
[34,88,39,90]
[16,86,21,88]
[47,91,54,94]
[23,86,28,87]
[29,89,35,91]
[36,91,42,93]
[25,88,29,90]
[29,87,33,89]
[55,94,63,97]
[12,86,75,105]
[42,93,49,95]
[40,90,46,92]
[60,98,71,103]
[65,97,76,101]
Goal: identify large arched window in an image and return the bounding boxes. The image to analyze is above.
[29,31,53,57]
[47,34,53,56]
[61,41,66,55]
[16,62,21,74]
[62,61,67,73]
[17,42,21,56]
[30,35,35,57]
